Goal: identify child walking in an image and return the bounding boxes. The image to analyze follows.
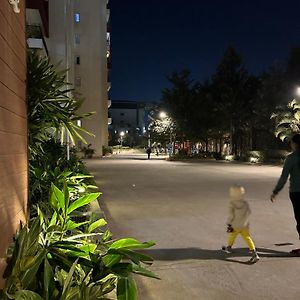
[222,184,260,263]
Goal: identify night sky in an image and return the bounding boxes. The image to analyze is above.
[110,0,300,102]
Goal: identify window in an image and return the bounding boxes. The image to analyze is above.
[75,13,80,23]
[75,34,80,44]
[120,112,124,116]
[76,56,80,65]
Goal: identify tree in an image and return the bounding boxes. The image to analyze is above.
[271,99,300,142]
[211,47,259,155]
[161,70,198,142]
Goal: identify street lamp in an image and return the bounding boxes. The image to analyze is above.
[297,87,300,96]
[159,111,167,119]
[158,112,174,156]
[119,131,125,153]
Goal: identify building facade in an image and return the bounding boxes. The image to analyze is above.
[0,0,27,287]
[27,0,110,155]
[109,100,149,146]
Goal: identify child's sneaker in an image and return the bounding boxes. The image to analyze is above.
[248,253,260,263]
[221,246,232,253]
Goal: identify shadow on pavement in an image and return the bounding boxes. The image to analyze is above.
[142,247,293,264]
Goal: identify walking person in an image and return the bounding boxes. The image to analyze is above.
[146,147,152,159]
[271,134,300,255]
[222,184,260,263]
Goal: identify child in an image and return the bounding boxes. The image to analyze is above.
[222,184,260,263]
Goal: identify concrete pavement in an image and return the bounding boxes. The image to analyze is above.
[86,154,300,300]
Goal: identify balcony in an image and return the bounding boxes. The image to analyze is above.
[26,0,49,37]
[108,99,111,108]
[108,117,112,125]
[107,82,111,92]
[26,24,48,55]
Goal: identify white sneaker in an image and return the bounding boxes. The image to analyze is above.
[221,246,232,253]
[248,253,260,263]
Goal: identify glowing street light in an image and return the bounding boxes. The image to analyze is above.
[159,111,167,119]
[297,87,300,96]
[119,131,125,153]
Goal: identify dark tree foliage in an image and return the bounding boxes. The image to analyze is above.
[160,45,300,156]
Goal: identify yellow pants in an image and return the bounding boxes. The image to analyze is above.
[228,229,256,251]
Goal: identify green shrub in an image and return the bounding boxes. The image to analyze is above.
[29,139,95,209]
[102,146,113,156]
[1,184,158,300]
[246,149,289,163]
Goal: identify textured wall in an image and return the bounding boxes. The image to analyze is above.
[0,0,27,288]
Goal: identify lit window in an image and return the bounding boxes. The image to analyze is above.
[75,34,80,44]
[76,56,80,65]
[77,120,82,127]
[75,13,80,22]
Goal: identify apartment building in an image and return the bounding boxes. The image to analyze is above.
[108,100,154,146]
[26,0,110,155]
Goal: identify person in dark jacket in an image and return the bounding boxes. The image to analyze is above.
[271,134,300,254]
[146,147,152,159]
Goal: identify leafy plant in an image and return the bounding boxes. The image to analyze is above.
[271,99,300,141]
[29,139,95,208]
[1,184,158,299]
[27,50,93,158]
[102,146,113,156]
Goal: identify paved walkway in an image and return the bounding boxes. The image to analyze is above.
[86,154,300,300]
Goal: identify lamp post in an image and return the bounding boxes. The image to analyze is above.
[119,131,125,153]
[159,112,174,156]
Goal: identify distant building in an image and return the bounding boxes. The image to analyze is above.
[109,101,155,146]
[26,0,111,155]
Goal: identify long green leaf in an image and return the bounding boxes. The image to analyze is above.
[108,249,153,265]
[15,290,43,300]
[130,264,160,279]
[66,220,89,230]
[62,258,79,297]
[109,238,156,250]
[116,276,137,300]
[67,192,101,214]
[43,257,55,300]
[88,218,107,233]
[50,183,65,211]
[21,249,46,290]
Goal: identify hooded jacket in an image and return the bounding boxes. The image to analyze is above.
[227,198,251,229]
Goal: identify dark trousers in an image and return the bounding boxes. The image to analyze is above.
[289,192,300,236]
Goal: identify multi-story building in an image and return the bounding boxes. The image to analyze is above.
[26,0,110,156]
[109,100,154,146]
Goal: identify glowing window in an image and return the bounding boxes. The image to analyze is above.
[75,13,80,23]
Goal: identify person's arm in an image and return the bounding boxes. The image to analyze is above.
[226,202,234,225]
[271,156,292,200]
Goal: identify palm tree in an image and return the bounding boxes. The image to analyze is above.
[271,99,300,141]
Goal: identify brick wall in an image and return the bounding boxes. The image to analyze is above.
[0,0,27,288]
